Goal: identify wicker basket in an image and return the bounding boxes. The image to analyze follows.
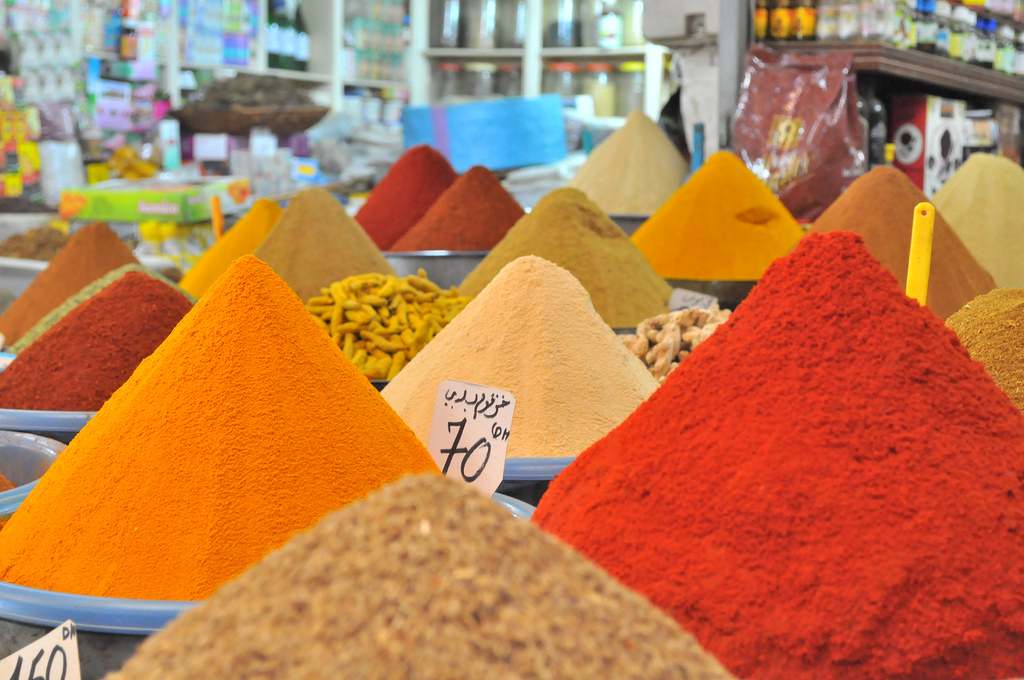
[173,104,330,136]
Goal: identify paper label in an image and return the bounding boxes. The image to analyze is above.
[193,133,229,161]
[427,380,515,496]
[0,620,80,680]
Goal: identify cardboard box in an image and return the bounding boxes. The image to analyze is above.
[59,176,251,223]
[891,95,967,197]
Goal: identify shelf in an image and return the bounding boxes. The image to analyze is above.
[541,46,647,60]
[263,67,331,83]
[424,48,525,60]
[343,78,407,90]
[766,41,1024,105]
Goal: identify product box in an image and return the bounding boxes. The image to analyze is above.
[59,176,251,223]
[402,95,567,172]
[891,95,967,197]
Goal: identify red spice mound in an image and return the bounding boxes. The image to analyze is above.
[390,166,524,251]
[0,272,191,411]
[534,232,1024,679]
[355,145,457,250]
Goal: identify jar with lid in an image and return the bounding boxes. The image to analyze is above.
[544,61,581,98]
[463,61,497,97]
[433,62,463,102]
[997,24,1016,73]
[948,4,966,59]
[915,0,937,52]
[496,63,522,96]
[579,0,602,45]
[934,0,951,56]
[433,0,462,47]
[770,0,796,40]
[545,0,580,46]
[975,17,995,68]
[582,63,617,116]
[597,1,625,48]
[617,60,644,114]
[621,0,645,45]
[794,0,817,40]
[756,0,771,40]
[463,0,497,48]
[1016,29,1024,75]
[498,0,527,47]
[837,1,861,39]
[817,0,839,39]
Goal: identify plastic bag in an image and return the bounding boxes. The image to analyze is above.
[733,47,866,222]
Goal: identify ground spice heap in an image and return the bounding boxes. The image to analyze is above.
[461,189,670,327]
[632,150,803,281]
[11,264,188,353]
[812,166,995,318]
[0,225,68,260]
[534,232,1024,679]
[0,256,437,600]
[0,272,191,411]
[0,223,137,346]
[386,256,656,457]
[933,153,1024,288]
[948,288,1024,411]
[108,475,732,680]
[308,270,471,379]
[569,111,687,216]
[180,198,282,297]
[254,188,394,302]
[355,145,457,249]
[0,475,12,493]
[390,166,523,251]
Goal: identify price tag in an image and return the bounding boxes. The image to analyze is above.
[427,380,515,496]
[0,620,80,680]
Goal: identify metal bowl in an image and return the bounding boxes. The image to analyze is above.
[384,251,488,289]
[0,408,92,444]
[0,431,64,506]
[610,214,648,236]
[666,279,757,311]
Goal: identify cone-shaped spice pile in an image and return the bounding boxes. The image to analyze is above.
[948,288,1024,411]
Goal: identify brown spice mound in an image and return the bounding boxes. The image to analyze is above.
[0,223,138,346]
[948,288,1024,411]
[0,226,69,261]
[0,473,13,492]
[107,475,732,680]
[811,167,995,318]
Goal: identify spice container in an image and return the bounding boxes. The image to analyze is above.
[496,63,522,96]
[617,60,644,115]
[462,0,497,48]
[795,0,817,39]
[544,61,580,98]
[463,61,497,98]
[499,0,527,47]
[582,63,616,117]
[544,0,579,46]
[771,0,796,39]
[433,62,463,102]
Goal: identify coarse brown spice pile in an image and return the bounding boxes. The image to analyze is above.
[107,475,732,680]
[948,288,1024,410]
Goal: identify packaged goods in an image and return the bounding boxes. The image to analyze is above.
[948,288,1024,410]
[621,306,731,381]
[535,232,1024,679]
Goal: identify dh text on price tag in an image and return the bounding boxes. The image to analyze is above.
[427,380,515,496]
[0,620,80,680]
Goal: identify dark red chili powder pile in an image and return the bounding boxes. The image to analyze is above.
[389,166,524,251]
[534,231,1024,680]
[0,272,191,411]
[355,145,457,250]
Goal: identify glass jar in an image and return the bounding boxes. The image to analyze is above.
[837,1,860,39]
[817,0,840,39]
[915,1,937,52]
[597,1,625,48]
[771,0,796,40]
[622,0,645,45]
[544,61,581,98]
[756,0,771,40]
[997,24,1016,73]
[579,0,602,46]
[434,62,463,102]
[496,63,522,96]
[545,0,579,46]
[499,0,527,47]
[617,60,645,114]
[582,63,617,116]
[463,0,497,48]
[434,0,462,47]
[934,0,951,56]
[463,61,497,97]
[795,0,817,39]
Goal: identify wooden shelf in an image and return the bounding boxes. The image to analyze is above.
[343,78,407,90]
[766,41,1024,105]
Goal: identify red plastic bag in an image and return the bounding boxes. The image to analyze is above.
[733,47,866,222]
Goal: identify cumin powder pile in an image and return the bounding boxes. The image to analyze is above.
[948,288,1024,411]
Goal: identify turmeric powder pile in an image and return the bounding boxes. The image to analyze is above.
[307,270,471,380]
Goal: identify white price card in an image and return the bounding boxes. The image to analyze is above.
[427,380,515,496]
[0,620,80,680]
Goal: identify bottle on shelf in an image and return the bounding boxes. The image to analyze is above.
[544,61,581,98]
[770,0,796,40]
[867,94,887,168]
[817,0,840,40]
[795,0,817,40]
[580,0,602,46]
[934,0,951,56]
[294,3,309,72]
[621,0,645,45]
[976,16,996,68]
[837,1,860,40]
[1016,28,1024,75]
[435,0,463,48]
[915,0,938,53]
[597,1,624,48]
[893,0,919,49]
[756,0,771,41]
[267,1,283,68]
[545,0,580,47]
[463,0,498,49]
[499,0,527,48]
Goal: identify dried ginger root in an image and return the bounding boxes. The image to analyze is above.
[621,305,731,381]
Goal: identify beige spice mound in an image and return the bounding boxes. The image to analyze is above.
[386,255,657,457]
[948,288,1024,410]
[569,111,688,215]
[106,475,733,680]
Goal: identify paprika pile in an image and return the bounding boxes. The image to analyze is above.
[812,166,995,318]
[0,272,191,411]
[389,166,523,251]
[0,223,137,346]
[0,256,438,600]
[355,145,457,249]
[534,232,1024,679]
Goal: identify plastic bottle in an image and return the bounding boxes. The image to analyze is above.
[597,1,624,48]
[934,0,951,56]
[916,0,937,52]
